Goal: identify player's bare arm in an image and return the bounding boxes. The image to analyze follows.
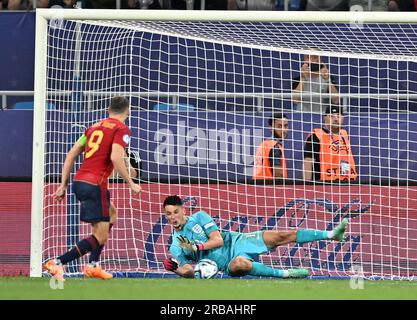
[303,157,314,181]
[163,258,195,278]
[111,143,141,195]
[124,152,138,179]
[127,150,141,180]
[292,63,309,103]
[329,83,339,104]
[110,150,138,179]
[174,263,195,279]
[273,165,286,178]
[54,141,84,202]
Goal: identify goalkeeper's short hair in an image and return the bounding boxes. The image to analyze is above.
[163,195,183,208]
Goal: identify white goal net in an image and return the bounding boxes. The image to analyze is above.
[34,10,417,280]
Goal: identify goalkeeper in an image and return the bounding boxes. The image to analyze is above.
[162,195,348,278]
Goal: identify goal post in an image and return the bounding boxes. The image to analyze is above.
[32,9,417,280]
[30,12,48,277]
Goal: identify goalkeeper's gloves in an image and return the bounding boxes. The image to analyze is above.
[177,235,204,253]
[163,257,178,272]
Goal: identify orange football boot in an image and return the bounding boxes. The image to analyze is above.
[44,259,65,282]
[83,264,113,280]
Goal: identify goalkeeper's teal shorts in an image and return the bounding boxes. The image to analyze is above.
[225,231,270,275]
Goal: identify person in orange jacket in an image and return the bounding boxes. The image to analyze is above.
[303,105,357,181]
[253,113,288,179]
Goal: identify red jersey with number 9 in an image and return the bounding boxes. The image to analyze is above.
[74,117,131,185]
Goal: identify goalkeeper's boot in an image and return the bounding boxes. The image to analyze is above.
[84,264,113,280]
[287,268,310,278]
[44,259,65,282]
[333,218,349,242]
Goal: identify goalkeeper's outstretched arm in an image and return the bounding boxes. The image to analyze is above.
[175,264,195,279]
[163,258,195,278]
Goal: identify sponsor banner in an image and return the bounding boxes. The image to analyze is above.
[3,111,417,183]
[49,183,417,277]
[2,182,417,277]
[137,111,417,182]
[0,183,32,275]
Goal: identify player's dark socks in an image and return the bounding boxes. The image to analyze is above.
[89,245,104,265]
[58,235,100,265]
[296,229,329,244]
[248,262,284,278]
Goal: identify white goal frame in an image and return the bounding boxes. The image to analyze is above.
[31,9,417,277]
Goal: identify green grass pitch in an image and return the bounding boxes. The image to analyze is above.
[1,277,417,300]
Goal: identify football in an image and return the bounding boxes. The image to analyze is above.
[194,259,218,279]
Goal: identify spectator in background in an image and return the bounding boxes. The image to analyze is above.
[228,0,307,10]
[5,0,76,8]
[82,0,163,9]
[304,0,350,10]
[228,0,275,10]
[253,113,288,179]
[82,0,113,8]
[170,0,227,9]
[387,0,416,11]
[303,105,357,182]
[49,0,77,7]
[6,0,35,9]
[292,51,339,113]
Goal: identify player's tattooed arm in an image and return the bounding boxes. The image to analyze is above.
[109,149,139,180]
[111,143,142,195]
[125,149,140,181]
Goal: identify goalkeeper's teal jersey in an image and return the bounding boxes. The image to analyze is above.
[169,211,269,273]
[169,210,228,270]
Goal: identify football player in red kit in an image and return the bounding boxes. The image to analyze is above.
[45,96,141,281]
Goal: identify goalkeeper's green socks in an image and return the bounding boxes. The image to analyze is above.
[248,262,285,278]
[296,229,331,244]
[248,262,309,278]
[296,219,349,244]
